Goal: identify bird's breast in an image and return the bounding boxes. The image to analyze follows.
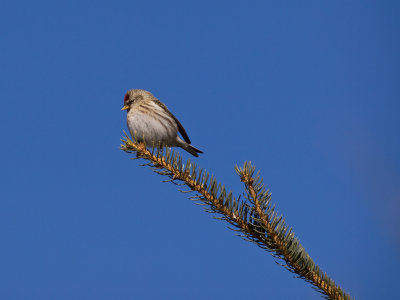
[127,110,177,145]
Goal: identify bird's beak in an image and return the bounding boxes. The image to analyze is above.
[121,105,129,111]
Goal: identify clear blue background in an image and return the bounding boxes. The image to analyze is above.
[1,1,399,299]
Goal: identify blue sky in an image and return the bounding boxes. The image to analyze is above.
[1,1,399,299]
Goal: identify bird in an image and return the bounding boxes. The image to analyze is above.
[121,89,203,157]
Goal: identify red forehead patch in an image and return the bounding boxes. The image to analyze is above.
[124,93,129,103]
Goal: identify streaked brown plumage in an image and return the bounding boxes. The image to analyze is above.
[121,89,203,157]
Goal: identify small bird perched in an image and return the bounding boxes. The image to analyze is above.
[121,89,203,157]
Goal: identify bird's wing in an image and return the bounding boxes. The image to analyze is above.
[154,99,192,144]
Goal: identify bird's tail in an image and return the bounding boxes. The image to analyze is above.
[183,144,203,157]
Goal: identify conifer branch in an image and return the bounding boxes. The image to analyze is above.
[120,134,353,300]
[236,163,351,300]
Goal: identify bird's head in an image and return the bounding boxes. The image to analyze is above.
[121,89,151,111]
